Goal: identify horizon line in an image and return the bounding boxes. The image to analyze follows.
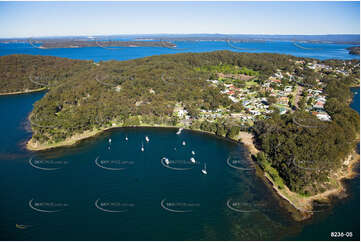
[1,33,360,39]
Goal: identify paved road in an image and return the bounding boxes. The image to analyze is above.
[294,85,304,109]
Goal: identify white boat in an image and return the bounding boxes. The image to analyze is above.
[182,141,186,146]
[201,163,207,175]
[190,157,196,163]
[165,158,170,165]
[108,138,112,144]
[145,136,150,142]
[176,128,183,135]
[125,136,128,141]
[16,224,30,229]
[141,143,144,152]
[191,150,195,155]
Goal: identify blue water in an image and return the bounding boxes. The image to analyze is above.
[0,42,359,240]
[0,41,358,62]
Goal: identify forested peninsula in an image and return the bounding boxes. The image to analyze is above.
[35,40,176,49]
[347,46,360,55]
[0,51,359,220]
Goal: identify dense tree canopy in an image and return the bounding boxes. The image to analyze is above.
[253,73,359,195]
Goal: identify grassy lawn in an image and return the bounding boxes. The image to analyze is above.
[245,80,258,87]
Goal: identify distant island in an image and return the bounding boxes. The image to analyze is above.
[27,40,176,49]
[0,51,359,220]
[347,46,360,55]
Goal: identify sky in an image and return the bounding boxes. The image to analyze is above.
[0,1,359,38]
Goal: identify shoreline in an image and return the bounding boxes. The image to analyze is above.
[26,122,245,151]
[0,88,47,96]
[27,116,246,151]
[265,150,360,221]
[238,131,360,221]
[26,123,180,151]
[26,123,202,151]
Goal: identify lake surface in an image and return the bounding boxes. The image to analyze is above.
[0,42,359,240]
[0,40,358,62]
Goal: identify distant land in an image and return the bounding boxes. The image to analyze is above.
[347,46,360,55]
[4,39,176,49]
[0,34,360,47]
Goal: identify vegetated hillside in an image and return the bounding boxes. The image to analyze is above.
[25,51,302,142]
[253,68,360,195]
[0,54,92,93]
